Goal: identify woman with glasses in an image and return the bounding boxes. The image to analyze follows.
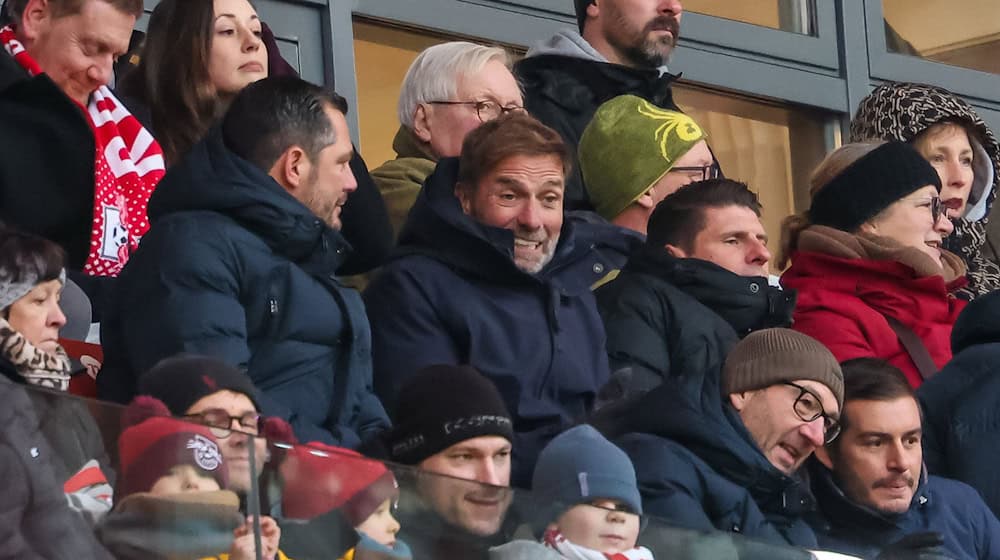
[851,82,1000,300]
[779,141,965,388]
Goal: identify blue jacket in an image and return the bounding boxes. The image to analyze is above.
[601,358,819,547]
[809,463,1000,559]
[364,158,629,486]
[919,290,1000,519]
[98,128,389,447]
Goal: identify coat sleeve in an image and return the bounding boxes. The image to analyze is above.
[115,226,252,378]
[598,284,672,394]
[364,264,460,414]
[792,308,877,362]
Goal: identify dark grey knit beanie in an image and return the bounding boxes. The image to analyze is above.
[722,328,844,409]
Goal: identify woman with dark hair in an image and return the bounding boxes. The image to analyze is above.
[850,82,1000,299]
[117,0,392,274]
[0,227,114,526]
[779,141,966,389]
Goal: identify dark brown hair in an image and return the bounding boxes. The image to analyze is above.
[0,225,65,314]
[835,358,916,436]
[6,0,143,21]
[117,0,218,165]
[456,112,572,192]
[646,178,762,252]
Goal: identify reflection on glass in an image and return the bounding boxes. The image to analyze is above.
[883,0,1000,75]
[683,0,816,35]
[672,84,833,272]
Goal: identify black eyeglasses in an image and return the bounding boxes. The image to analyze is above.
[184,409,260,438]
[669,162,721,182]
[913,196,944,224]
[427,100,526,123]
[782,382,840,444]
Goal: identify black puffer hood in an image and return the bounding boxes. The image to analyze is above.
[395,157,639,296]
[147,127,351,267]
[849,82,1000,298]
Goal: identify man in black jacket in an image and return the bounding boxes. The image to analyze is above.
[515,0,683,210]
[99,77,389,448]
[596,178,795,395]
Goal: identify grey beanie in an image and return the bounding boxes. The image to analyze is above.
[532,424,642,518]
[722,328,844,409]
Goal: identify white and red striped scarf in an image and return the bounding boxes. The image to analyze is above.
[543,529,655,560]
[1,25,164,276]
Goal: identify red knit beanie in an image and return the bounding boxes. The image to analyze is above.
[280,442,398,526]
[117,396,229,498]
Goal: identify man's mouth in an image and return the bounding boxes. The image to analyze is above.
[514,238,543,250]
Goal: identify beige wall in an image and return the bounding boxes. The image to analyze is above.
[682,0,781,29]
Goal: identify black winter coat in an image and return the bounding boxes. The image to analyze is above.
[365,158,633,486]
[596,247,795,394]
[98,128,389,447]
[596,360,819,547]
[0,376,112,558]
[515,54,679,211]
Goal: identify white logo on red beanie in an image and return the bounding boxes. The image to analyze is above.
[187,435,223,471]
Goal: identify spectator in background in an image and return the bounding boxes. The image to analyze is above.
[578,94,712,237]
[780,142,965,388]
[365,114,625,486]
[919,290,1000,518]
[370,41,523,238]
[602,329,842,548]
[380,365,515,560]
[516,0,684,209]
[596,179,794,396]
[98,77,390,448]
[117,0,391,276]
[0,0,164,313]
[851,82,1000,300]
[0,227,115,525]
[809,358,1000,560]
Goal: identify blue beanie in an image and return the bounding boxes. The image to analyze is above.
[531,425,642,518]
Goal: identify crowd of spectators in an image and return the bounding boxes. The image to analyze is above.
[2,0,1000,558]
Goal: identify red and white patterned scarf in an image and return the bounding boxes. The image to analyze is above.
[543,529,656,560]
[1,25,164,276]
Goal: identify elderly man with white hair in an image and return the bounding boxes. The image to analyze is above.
[370,41,524,237]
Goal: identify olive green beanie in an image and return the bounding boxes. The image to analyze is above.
[579,95,706,221]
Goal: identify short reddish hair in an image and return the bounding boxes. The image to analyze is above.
[457,112,572,192]
[7,0,143,21]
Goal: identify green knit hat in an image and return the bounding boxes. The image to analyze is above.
[579,95,707,221]
[722,328,844,409]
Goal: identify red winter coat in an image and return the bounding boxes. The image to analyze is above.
[781,227,966,388]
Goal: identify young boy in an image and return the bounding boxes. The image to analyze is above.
[98,396,286,560]
[531,425,654,560]
[281,442,411,559]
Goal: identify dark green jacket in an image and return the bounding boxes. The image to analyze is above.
[370,127,437,239]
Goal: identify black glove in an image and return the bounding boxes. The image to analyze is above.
[876,532,954,560]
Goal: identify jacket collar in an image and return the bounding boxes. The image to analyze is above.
[809,459,930,532]
[391,125,437,161]
[625,246,796,335]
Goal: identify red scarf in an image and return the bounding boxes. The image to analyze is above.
[1,25,164,276]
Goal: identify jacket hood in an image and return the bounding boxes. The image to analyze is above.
[951,288,1000,353]
[525,29,670,75]
[616,350,815,516]
[395,157,638,295]
[809,459,930,534]
[147,127,351,267]
[625,246,796,336]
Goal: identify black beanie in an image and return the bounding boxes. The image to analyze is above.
[385,364,513,465]
[138,354,260,415]
[808,141,942,232]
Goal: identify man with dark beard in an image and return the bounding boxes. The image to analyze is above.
[365,113,628,487]
[808,358,1000,559]
[515,0,684,210]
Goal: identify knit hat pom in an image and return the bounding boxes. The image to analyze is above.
[122,395,173,428]
[261,416,297,444]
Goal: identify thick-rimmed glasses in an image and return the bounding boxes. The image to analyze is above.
[913,196,944,224]
[427,100,526,122]
[782,382,840,443]
[185,408,260,438]
[668,162,721,182]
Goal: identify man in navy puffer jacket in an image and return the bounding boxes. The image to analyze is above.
[98,77,389,448]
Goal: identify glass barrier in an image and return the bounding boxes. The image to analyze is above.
[18,385,852,559]
[882,0,1000,75]
[683,0,816,36]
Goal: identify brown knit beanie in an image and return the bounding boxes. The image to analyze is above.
[722,329,844,409]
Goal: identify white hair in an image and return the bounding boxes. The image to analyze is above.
[397,41,513,130]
